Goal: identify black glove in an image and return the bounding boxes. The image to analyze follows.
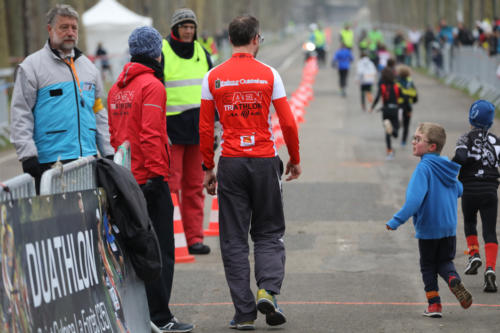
[22,156,41,179]
[141,176,164,196]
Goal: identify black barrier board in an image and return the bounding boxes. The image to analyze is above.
[0,190,130,332]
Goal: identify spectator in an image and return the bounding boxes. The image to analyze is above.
[431,37,444,77]
[424,25,436,68]
[438,18,454,45]
[9,4,114,193]
[107,26,194,333]
[309,23,327,66]
[408,27,422,67]
[454,22,475,46]
[393,31,406,64]
[162,8,213,255]
[340,22,354,49]
[95,42,113,82]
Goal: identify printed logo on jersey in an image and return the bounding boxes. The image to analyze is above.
[218,78,268,88]
[215,79,220,89]
[110,90,135,115]
[222,91,263,114]
[240,135,255,147]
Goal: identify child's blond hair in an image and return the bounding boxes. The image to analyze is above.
[397,64,411,78]
[417,122,446,153]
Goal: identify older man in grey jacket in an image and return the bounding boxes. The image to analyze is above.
[10,4,113,192]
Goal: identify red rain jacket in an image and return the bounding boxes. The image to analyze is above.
[108,62,170,184]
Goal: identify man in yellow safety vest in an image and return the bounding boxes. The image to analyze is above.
[340,22,354,49]
[162,8,213,255]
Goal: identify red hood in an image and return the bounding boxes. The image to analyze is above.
[116,62,155,88]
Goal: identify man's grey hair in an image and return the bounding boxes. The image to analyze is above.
[47,4,79,25]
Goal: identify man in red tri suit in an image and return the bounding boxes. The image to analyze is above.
[199,15,301,331]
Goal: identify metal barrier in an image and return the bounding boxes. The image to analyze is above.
[113,141,131,169]
[0,173,36,202]
[39,156,97,195]
[0,68,14,141]
[375,23,500,108]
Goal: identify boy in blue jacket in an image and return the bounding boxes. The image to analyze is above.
[386,122,472,318]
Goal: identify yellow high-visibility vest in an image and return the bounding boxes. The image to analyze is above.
[340,29,354,48]
[162,39,209,116]
[314,29,326,47]
[199,37,215,55]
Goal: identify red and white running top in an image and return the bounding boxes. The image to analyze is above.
[200,53,300,170]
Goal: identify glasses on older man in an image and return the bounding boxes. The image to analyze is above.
[257,34,264,44]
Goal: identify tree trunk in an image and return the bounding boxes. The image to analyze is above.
[0,0,10,67]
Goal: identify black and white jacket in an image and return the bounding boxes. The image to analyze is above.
[453,128,500,192]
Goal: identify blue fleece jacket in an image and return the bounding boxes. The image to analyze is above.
[332,48,353,70]
[386,153,463,239]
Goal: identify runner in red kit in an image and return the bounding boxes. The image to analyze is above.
[199,15,301,330]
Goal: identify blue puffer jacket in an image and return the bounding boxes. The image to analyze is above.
[387,153,463,239]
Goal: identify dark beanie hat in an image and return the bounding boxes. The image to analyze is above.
[128,26,163,59]
[469,99,495,130]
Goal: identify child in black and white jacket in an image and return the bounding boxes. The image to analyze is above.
[452,99,499,293]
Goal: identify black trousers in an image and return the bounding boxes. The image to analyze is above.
[382,107,399,150]
[462,191,498,244]
[338,69,349,89]
[401,106,412,144]
[141,181,175,326]
[419,236,459,304]
[217,156,286,323]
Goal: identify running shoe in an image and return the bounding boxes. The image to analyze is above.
[229,320,255,331]
[483,267,497,293]
[256,289,286,326]
[422,303,442,318]
[448,277,473,309]
[464,253,482,275]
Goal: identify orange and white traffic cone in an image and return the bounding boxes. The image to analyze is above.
[171,192,195,263]
[204,196,219,236]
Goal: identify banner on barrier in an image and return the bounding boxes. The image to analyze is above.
[0,190,130,332]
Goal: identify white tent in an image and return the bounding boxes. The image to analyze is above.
[82,0,153,79]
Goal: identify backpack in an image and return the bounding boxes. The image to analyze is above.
[380,83,400,104]
[96,158,162,282]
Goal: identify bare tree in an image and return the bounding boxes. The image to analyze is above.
[0,0,10,67]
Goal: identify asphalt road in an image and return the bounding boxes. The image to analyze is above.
[1,27,499,333]
[167,33,500,333]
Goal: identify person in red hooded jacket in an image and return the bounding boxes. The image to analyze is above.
[107,26,193,333]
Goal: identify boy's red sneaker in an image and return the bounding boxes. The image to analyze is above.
[449,277,473,309]
[423,303,442,318]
